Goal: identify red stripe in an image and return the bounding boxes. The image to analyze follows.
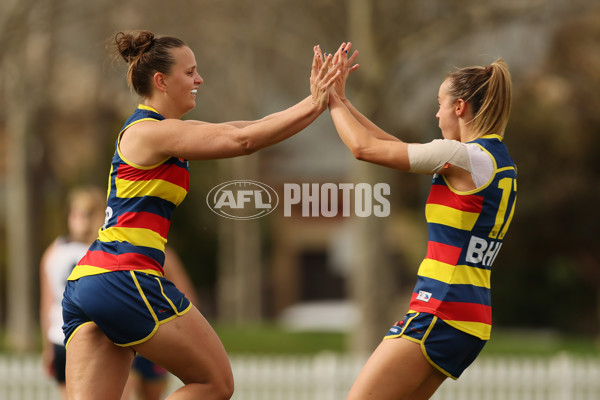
[438,301,492,324]
[410,292,442,311]
[116,162,189,190]
[426,241,462,265]
[116,212,170,238]
[78,250,163,274]
[426,184,483,213]
[409,293,491,324]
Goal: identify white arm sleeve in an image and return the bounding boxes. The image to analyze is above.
[465,144,494,187]
[407,139,470,174]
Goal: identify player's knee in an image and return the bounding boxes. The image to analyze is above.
[190,367,234,399]
[215,368,234,399]
[188,374,233,399]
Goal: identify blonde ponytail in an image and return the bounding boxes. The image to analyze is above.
[447,59,513,138]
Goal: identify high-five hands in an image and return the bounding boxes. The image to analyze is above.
[313,42,359,103]
[310,45,341,110]
[330,42,359,101]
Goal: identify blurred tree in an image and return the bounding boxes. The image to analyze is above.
[345,0,397,355]
[492,7,600,335]
[1,0,56,351]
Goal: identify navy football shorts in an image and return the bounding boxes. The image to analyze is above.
[62,270,191,347]
[384,311,486,379]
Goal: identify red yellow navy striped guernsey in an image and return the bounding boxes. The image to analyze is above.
[408,134,517,340]
[69,105,189,280]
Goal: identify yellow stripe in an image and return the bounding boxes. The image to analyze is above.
[116,271,192,347]
[121,271,159,347]
[382,312,420,340]
[445,320,491,340]
[65,321,94,348]
[421,316,458,379]
[106,165,113,199]
[453,264,491,288]
[99,226,166,250]
[67,265,163,281]
[480,134,503,141]
[116,105,170,170]
[68,265,111,280]
[499,193,516,240]
[137,104,160,113]
[426,203,479,230]
[496,166,516,173]
[418,259,491,288]
[418,259,455,284]
[115,177,187,205]
[156,277,188,317]
[489,177,512,238]
[116,144,170,171]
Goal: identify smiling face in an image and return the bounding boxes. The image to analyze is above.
[160,46,204,117]
[436,79,461,141]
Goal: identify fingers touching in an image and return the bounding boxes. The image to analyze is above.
[311,46,340,109]
[310,42,360,108]
[324,42,359,102]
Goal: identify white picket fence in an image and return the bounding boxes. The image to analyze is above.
[1,352,599,399]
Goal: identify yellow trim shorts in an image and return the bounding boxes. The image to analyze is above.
[62,270,192,347]
[384,311,486,379]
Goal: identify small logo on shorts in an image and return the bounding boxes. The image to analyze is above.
[416,290,432,302]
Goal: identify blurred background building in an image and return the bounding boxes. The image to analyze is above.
[1,0,599,356]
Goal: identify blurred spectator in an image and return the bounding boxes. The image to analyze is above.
[39,186,106,398]
[40,186,199,400]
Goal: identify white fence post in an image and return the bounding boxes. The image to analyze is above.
[2,353,600,399]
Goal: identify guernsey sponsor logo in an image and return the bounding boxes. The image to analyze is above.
[416,290,432,302]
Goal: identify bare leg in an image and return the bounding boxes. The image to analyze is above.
[133,306,233,400]
[120,371,136,400]
[405,371,447,400]
[121,371,167,400]
[66,323,135,400]
[138,378,168,400]
[346,338,446,400]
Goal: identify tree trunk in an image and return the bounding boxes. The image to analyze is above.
[216,156,263,323]
[347,0,398,355]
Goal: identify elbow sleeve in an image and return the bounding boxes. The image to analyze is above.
[407,139,471,174]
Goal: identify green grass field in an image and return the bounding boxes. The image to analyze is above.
[213,323,599,356]
[213,323,348,354]
[2,325,597,356]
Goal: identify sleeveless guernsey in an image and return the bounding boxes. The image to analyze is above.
[69,105,189,280]
[409,134,517,340]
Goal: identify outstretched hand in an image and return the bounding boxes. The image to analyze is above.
[330,42,359,101]
[310,45,340,111]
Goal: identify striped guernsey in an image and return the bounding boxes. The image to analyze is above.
[408,134,517,340]
[69,105,189,280]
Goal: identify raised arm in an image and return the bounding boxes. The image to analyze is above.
[324,43,410,171]
[327,42,400,143]
[329,91,411,171]
[120,48,339,165]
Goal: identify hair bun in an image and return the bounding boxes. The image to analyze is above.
[115,31,155,63]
